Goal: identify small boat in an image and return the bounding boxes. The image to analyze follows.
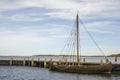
[49,13,112,74]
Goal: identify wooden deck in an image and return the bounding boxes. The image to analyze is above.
[0,58,120,72]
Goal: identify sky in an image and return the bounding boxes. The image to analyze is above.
[0,0,120,56]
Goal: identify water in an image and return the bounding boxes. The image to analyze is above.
[0,56,120,80]
[0,66,120,80]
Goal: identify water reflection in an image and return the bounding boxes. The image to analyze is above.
[0,66,120,80]
[74,73,111,80]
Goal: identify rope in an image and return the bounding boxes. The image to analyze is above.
[78,17,108,60]
[58,20,77,62]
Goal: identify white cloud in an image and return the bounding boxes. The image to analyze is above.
[0,28,57,56]
[0,0,120,56]
[0,23,70,48]
[0,0,120,19]
[10,14,43,22]
[0,31,52,48]
[85,21,111,28]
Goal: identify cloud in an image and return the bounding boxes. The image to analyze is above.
[0,0,120,22]
[0,30,52,48]
[0,21,73,55]
[0,28,57,55]
[10,14,43,22]
[0,23,70,48]
[1,0,120,18]
[0,0,120,55]
[0,13,44,22]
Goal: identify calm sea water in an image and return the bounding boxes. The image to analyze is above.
[0,66,120,80]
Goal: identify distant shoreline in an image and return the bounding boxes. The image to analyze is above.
[0,54,119,57]
[33,55,104,57]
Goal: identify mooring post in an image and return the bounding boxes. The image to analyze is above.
[106,59,109,63]
[59,59,61,64]
[100,59,103,64]
[23,58,26,66]
[38,57,40,61]
[68,62,71,66]
[28,57,30,66]
[50,58,52,63]
[78,59,80,66]
[31,58,34,67]
[65,58,67,65]
[83,58,85,62]
[44,58,47,68]
[10,57,13,66]
[115,56,117,62]
[72,62,74,66]
[38,58,40,67]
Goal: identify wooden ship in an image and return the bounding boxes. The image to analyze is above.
[49,14,112,74]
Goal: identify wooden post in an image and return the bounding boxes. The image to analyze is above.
[78,59,80,66]
[10,57,13,66]
[38,58,40,61]
[44,58,47,68]
[65,58,67,65]
[115,56,117,62]
[65,58,67,62]
[106,59,109,63]
[50,58,52,62]
[27,57,29,66]
[38,58,40,67]
[100,60,103,64]
[59,59,61,64]
[31,58,34,67]
[83,58,85,62]
[72,62,74,66]
[23,58,26,66]
[68,61,70,66]
[49,58,52,66]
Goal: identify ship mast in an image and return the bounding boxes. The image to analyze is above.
[76,13,80,63]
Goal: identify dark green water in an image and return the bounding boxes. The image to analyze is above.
[0,66,120,80]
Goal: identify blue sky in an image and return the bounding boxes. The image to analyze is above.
[0,0,120,56]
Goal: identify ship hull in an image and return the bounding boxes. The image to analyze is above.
[49,62,112,74]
